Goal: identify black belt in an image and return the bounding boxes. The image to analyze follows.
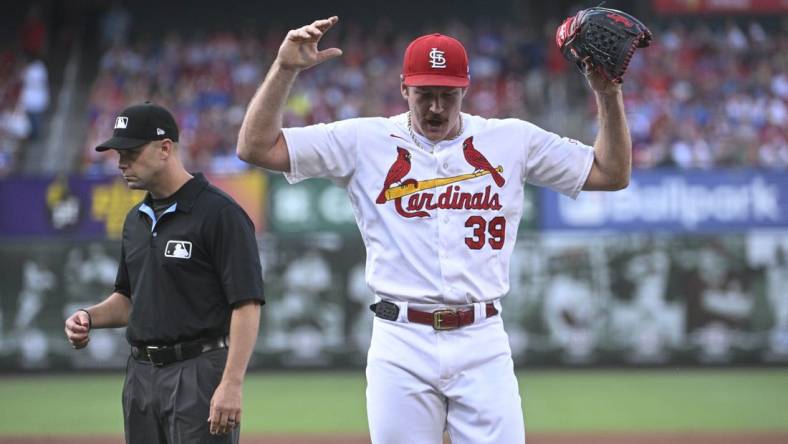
[131,336,228,367]
[370,301,499,330]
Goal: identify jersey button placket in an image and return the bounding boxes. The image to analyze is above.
[436,209,450,304]
[433,149,451,304]
[435,149,460,303]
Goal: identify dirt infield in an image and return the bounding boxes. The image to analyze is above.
[3,432,788,444]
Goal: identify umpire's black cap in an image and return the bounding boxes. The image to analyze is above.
[95,102,179,151]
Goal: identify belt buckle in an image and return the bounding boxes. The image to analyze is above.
[433,309,457,331]
[145,345,165,366]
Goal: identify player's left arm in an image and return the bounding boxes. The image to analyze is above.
[208,300,261,435]
[582,70,631,191]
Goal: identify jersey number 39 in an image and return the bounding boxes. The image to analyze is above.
[464,216,506,250]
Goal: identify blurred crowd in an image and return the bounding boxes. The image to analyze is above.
[75,16,786,174]
[0,5,50,177]
[625,21,787,169]
[79,18,580,174]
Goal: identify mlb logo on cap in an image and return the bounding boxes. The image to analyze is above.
[95,101,179,152]
[402,33,470,87]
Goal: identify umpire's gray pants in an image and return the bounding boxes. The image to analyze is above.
[122,348,239,444]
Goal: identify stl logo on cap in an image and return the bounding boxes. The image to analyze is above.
[402,33,469,87]
[114,117,128,129]
[429,48,447,69]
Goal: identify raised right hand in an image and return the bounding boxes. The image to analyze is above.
[276,16,343,71]
[64,310,91,349]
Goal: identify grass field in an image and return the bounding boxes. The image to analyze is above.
[0,369,786,435]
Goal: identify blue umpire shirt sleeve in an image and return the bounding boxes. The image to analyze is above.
[210,204,265,306]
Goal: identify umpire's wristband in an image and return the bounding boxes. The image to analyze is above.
[77,309,92,329]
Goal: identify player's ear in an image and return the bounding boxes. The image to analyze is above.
[400,81,409,100]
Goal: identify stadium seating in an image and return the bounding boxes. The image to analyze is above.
[71,18,786,173]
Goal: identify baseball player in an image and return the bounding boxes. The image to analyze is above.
[237,16,631,444]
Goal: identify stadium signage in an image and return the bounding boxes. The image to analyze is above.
[540,170,788,232]
[654,0,788,14]
[0,172,265,239]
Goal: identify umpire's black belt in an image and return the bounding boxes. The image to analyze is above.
[131,336,228,367]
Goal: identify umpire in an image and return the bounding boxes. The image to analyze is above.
[64,102,264,443]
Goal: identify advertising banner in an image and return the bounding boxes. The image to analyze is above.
[0,171,267,239]
[654,0,788,14]
[539,170,788,233]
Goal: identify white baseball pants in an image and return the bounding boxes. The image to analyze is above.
[366,301,525,444]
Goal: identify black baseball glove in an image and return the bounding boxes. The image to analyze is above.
[556,7,652,83]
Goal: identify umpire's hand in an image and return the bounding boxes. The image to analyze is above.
[208,380,242,435]
[64,310,91,349]
[276,16,343,72]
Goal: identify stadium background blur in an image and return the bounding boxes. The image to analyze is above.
[0,0,787,442]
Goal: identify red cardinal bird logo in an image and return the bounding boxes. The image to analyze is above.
[377,147,412,204]
[462,137,505,188]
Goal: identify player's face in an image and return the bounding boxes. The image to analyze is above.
[115,141,165,190]
[402,85,466,142]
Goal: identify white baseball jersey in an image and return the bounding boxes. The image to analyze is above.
[283,112,593,306]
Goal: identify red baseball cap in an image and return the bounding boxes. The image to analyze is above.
[401,33,470,87]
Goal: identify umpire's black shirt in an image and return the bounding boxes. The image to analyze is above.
[114,173,264,345]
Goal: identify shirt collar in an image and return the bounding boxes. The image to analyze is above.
[142,172,208,214]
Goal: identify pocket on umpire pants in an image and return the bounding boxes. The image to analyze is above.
[122,355,132,416]
[203,347,229,373]
[123,355,152,420]
[162,349,236,444]
[124,356,168,444]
